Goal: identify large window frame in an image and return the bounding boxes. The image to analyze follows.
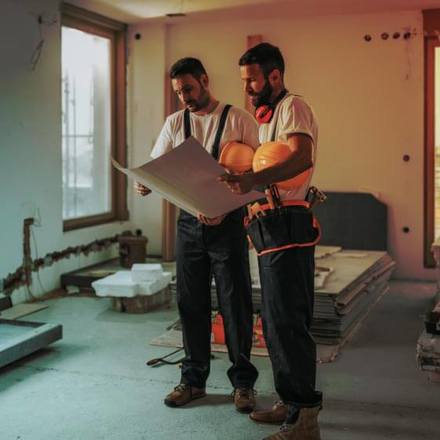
[61,3,128,231]
[424,9,440,267]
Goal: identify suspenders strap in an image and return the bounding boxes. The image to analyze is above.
[212,104,231,160]
[183,104,232,160]
[184,108,191,140]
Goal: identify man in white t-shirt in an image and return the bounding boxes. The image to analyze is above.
[136,58,259,412]
[220,44,322,440]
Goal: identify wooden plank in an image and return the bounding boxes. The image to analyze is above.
[0,303,48,320]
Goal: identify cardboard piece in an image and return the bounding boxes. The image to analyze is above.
[149,327,341,363]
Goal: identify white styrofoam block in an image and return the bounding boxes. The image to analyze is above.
[137,272,172,296]
[131,263,163,282]
[93,271,138,297]
[92,271,172,298]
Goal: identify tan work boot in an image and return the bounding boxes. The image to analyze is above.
[232,388,256,413]
[262,407,321,440]
[250,401,287,424]
[164,383,206,407]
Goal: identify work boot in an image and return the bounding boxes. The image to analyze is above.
[164,383,206,407]
[232,388,256,413]
[262,407,321,440]
[250,401,287,424]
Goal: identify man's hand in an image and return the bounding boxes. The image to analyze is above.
[197,213,226,226]
[218,172,256,195]
[134,181,152,196]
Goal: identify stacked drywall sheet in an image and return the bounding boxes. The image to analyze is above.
[247,247,395,344]
[311,250,395,344]
[170,246,395,345]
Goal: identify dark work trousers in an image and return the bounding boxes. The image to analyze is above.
[176,209,258,389]
[258,244,322,409]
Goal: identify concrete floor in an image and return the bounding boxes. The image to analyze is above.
[1,280,440,440]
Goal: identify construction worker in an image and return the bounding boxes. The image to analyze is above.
[219,43,322,440]
[135,57,259,412]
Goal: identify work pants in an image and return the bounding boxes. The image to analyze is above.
[247,206,322,410]
[258,245,322,408]
[176,209,258,389]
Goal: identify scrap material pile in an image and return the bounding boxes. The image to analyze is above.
[417,238,440,380]
[307,247,395,344]
[416,297,440,379]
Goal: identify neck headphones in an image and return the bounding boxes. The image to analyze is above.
[255,89,288,124]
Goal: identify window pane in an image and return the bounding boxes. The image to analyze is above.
[435,47,440,239]
[62,26,112,220]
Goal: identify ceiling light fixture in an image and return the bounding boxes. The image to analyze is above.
[166,0,186,18]
[166,12,186,17]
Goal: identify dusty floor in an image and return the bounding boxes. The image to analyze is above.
[1,280,439,440]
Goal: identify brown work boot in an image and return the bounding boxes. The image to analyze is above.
[164,383,206,407]
[250,401,287,424]
[232,388,256,413]
[262,407,321,440]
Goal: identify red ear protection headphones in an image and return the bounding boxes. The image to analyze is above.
[255,89,288,124]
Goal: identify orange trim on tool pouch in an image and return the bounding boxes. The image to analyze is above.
[259,200,311,211]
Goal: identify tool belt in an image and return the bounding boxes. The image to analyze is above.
[245,199,321,256]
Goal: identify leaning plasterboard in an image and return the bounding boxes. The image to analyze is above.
[112,136,263,218]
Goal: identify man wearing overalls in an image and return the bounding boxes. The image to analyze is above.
[136,57,259,412]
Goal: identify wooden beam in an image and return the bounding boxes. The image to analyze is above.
[161,73,178,261]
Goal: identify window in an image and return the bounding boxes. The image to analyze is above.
[61,4,128,231]
[424,10,440,266]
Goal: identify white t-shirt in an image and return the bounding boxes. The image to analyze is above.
[151,103,259,158]
[259,94,318,201]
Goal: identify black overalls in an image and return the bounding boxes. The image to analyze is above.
[176,106,258,389]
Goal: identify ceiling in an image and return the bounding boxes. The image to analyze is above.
[67,0,440,23]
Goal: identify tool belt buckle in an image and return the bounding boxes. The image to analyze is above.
[306,186,327,208]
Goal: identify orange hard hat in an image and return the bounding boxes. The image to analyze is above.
[219,141,254,173]
[252,141,312,190]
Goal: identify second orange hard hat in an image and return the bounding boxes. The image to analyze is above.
[252,141,311,190]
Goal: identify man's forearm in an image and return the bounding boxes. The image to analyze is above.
[251,155,313,188]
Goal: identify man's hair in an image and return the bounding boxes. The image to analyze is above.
[238,42,285,78]
[169,57,207,80]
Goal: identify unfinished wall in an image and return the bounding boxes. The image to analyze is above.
[126,22,167,256]
[129,9,430,280]
[0,0,133,304]
[0,2,431,305]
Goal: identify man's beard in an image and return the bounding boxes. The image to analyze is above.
[185,87,210,112]
[250,79,273,107]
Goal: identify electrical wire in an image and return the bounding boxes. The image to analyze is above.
[31,226,47,295]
